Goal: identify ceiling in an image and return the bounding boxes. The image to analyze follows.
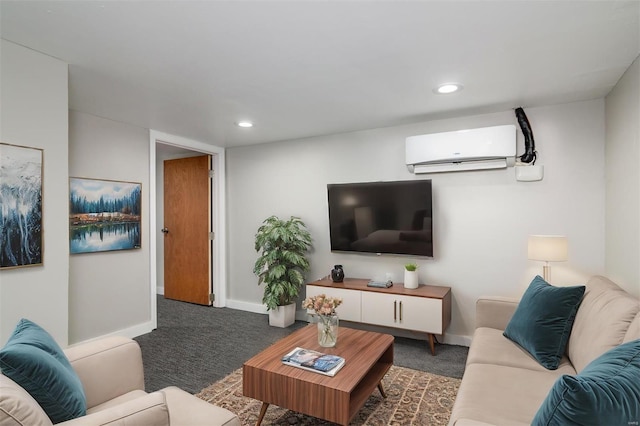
[1,1,638,148]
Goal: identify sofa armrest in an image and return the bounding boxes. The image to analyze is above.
[475,297,520,331]
[58,392,169,426]
[161,386,241,426]
[64,336,145,409]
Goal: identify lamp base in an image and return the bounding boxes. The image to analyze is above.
[543,265,550,282]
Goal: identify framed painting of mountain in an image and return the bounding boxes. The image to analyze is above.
[0,142,44,269]
[69,177,142,254]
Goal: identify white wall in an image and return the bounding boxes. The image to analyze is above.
[1,41,624,348]
[68,111,152,343]
[227,99,606,343]
[0,40,69,344]
[605,56,640,297]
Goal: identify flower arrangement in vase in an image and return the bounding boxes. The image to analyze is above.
[302,294,343,347]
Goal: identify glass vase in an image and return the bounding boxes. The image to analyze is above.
[317,314,339,347]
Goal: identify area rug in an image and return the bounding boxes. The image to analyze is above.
[196,365,460,425]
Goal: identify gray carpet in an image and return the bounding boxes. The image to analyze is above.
[134,296,468,394]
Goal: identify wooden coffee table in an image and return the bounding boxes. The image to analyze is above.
[243,325,394,425]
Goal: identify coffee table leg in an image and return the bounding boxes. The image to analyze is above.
[377,382,387,399]
[256,402,269,426]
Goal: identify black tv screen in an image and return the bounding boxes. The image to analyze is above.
[327,180,433,257]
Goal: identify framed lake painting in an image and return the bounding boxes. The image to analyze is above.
[0,142,44,269]
[69,177,142,254]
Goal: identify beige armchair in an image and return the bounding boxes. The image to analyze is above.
[0,336,240,426]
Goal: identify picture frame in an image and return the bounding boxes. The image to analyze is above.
[0,142,44,269]
[69,177,142,254]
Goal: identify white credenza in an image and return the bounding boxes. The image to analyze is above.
[306,278,452,355]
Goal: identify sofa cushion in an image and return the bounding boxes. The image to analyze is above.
[86,390,148,415]
[503,276,585,370]
[0,374,53,426]
[532,338,640,426]
[467,328,576,375]
[63,392,169,426]
[566,275,640,372]
[0,319,86,423]
[449,363,559,426]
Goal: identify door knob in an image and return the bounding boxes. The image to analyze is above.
[161,228,169,234]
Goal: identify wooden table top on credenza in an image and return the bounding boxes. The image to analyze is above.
[243,324,394,426]
[309,277,451,299]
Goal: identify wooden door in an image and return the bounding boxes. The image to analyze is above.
[163,155,212,305]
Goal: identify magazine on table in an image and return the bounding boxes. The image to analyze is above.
[281,347,345,376]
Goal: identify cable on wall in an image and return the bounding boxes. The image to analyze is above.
[515,107,537,164]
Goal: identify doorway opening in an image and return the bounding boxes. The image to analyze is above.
[149,130,227,329]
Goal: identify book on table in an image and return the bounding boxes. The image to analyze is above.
[281,347,345,376]
[367,280,393,288]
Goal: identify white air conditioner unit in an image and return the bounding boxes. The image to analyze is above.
[406,125,516,174]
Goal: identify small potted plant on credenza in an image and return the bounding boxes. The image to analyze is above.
[253,215,312,327]
[404,263,419,289]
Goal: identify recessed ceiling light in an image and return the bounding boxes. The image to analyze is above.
[434,83,463,94]
[236,121,253,128]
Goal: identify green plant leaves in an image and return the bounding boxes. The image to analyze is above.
[254,215,312,311]
[405,263,418,271]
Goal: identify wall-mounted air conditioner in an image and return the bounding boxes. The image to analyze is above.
[406,125,516,174]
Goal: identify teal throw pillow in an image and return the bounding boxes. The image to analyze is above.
[503,276,585,370]
[532,339,640,425]
[0,318,86,423]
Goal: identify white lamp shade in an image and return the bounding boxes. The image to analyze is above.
[528,235,568,262]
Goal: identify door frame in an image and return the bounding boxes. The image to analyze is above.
[149,130,227,328]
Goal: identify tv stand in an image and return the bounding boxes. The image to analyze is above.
[306,278,451,355]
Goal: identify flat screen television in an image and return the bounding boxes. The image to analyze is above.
[327,180,433,257]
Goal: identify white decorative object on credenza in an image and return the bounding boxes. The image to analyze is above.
[403,263,419,289]
[404,270,418,289]
[527,235,568,281]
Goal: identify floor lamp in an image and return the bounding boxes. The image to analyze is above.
[528,235,568,281]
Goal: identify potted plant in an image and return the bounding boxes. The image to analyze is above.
[254,215,312,327]
[404,263,419,289]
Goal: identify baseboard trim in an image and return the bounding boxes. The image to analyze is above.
[226,299,268,314]
[225,299,315,322]
[69,320,156,347]
[443,333,471,347]
[156,286,164,295]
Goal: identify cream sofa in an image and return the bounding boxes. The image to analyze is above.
[0,335,240,426]
[449,275,640,425]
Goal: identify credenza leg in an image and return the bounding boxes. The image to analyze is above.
[428,334,436,355]
[377,382,387,398]
[256,402,269,426]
